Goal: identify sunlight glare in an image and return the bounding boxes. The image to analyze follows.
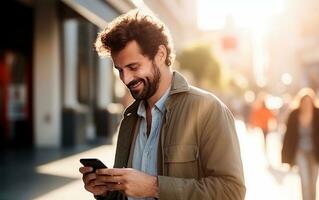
[197,0,285,30]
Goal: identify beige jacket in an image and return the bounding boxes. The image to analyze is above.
[108,71,245,200]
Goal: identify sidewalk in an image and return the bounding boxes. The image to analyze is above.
[236,120,303,200]
[1,142,116,200]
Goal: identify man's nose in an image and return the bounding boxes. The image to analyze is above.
[121,71,134,86]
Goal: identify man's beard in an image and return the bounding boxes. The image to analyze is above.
[127,62,161,101]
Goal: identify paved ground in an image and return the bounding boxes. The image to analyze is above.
[236,121,303,200]
[1,120,316,200]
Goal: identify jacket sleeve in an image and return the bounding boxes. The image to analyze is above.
[104,191,126,200]
[158,100,246,200]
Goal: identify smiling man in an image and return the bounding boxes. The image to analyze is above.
[79,10,245,200]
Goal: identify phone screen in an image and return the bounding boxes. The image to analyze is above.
[80,158,107,172]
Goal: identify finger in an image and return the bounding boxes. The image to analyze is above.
[96,174,125,183]
[93,185,109,194]
[93,179,107,186]
[84,183,107,194]
[79,166,93,174]
[83,172,97,183]
[96,168,127,176]
[105,182,125,191]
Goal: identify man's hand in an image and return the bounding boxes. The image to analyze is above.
[79,166,108,196]
[96,168,159,198]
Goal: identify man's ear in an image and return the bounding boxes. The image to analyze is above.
[155,45,167,66]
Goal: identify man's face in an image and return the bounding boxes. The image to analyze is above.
[112,41,161,100]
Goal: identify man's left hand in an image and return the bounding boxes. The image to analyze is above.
[96,168,159,198]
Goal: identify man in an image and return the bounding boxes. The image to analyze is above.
[80,10,245,200]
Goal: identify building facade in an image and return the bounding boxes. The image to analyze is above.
[0,0,198,149]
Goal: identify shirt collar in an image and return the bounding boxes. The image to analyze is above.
[137,86,171,117]
[155,87,170,113]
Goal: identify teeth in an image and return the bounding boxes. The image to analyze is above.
[131,81,141,89]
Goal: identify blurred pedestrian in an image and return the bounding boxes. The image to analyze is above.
[248,92,276,158]
[281,88,319,200]
[79,9,245,200]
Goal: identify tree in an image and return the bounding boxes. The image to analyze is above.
[177,43,222,89]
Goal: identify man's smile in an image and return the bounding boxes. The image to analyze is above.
[129,80,143,90]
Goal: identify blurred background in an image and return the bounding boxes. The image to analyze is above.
[0,0,319,199]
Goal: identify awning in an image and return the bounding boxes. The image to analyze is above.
[61,0,120,28]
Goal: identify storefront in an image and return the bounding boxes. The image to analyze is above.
[0,1,33,148]
[0,0,135,149]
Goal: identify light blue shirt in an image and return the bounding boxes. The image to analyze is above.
[129,88,170,200]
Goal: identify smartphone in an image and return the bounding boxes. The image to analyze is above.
[80,158,108,172]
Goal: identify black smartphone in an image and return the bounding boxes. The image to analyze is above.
[80,158,108,172]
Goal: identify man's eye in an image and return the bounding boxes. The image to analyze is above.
[129,65,138,70]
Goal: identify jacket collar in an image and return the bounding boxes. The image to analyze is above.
[169,71,190,95]
[165,71,189,109]
[124,100,140,117]
[123,71,190,117]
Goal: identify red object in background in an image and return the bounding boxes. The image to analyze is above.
[249,106,275,133]
[0,61,10,140]
[222,36,237,50]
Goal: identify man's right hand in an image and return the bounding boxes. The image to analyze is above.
[79,166,108,196]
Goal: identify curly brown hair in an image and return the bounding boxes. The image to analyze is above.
[95,9,175,66]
